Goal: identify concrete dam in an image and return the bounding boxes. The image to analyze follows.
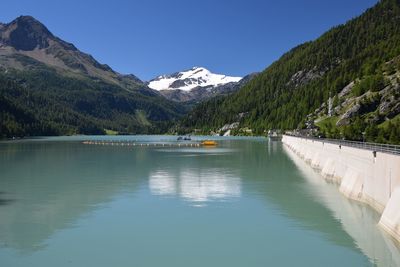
[282,135,400,242]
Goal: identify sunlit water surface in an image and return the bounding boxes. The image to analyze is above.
[0,135,399,266]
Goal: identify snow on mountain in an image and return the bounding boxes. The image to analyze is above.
[148,67,242,91]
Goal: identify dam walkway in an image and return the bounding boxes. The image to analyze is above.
[285,135,400,155]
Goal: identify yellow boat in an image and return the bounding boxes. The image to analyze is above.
[201,140,218,146]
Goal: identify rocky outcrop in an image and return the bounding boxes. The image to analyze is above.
[336,103,361,126]
[304,58,400,130]
[379,81,400,118]
[219,122,239,132]
[338,81,355,98]
[287,66,328,88]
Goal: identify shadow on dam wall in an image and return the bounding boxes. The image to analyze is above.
[282,135,400,266]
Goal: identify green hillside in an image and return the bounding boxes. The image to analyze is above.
[0,65,186,137]
[178,0,400,143]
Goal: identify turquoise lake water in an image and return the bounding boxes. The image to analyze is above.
[0,136,399,266]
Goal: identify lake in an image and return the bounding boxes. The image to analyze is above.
[0,136,399,266]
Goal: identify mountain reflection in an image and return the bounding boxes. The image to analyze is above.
[0,137,399,266]
[0,142,145,252]
[149,168,241,204]
[149,171,177,196]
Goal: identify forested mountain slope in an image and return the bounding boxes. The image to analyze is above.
[0,16,186,137]
[178,0,400,143]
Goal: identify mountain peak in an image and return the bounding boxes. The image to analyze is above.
[148,67,242,91]
[15,15,41,23]
[0,15,53,51]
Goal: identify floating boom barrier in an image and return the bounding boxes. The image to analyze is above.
[81,140,218,147]
[82,140,201,147]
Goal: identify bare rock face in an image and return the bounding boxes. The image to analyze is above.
[219,122,239,132]
[0,16,52,51]
[336,103,361,126]
[170,79,196,89]
[378,81,400,118]
[338,81,355,98]
[379,95,400,118]
[287,66,327,88]
[379,96,395,114]
[391,102,400,116]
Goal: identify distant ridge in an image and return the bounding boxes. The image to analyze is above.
[147,67,250,103]
[148,66,242,91]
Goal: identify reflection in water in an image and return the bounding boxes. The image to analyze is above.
[149,171,177,196]
[267,139,280,155]
[0,137,399,267]
[0,142,144,252]
[284,145,400,267]
[0,192,14,206]
[149,168,241,205]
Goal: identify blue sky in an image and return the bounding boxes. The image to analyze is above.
[1,0,378,80]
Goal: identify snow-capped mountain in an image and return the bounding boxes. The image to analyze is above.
[148,67,242,92]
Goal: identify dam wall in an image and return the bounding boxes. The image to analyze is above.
[282,135,400,242]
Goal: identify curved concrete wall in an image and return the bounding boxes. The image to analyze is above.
[282,135,400,242]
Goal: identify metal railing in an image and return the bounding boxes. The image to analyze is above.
[284,134,400,155]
